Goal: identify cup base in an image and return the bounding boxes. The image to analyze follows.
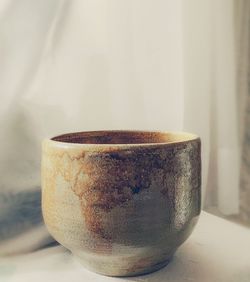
[73,253,173,277]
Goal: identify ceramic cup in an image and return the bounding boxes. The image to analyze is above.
[42,130,201,276]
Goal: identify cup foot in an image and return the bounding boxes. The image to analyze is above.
[73,253,173,277]
[121,257,172,277]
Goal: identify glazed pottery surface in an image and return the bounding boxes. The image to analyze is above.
[41,130,201,276]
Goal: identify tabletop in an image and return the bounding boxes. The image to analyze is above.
[1,212,250,282]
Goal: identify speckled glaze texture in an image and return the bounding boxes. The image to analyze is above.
[41,131,201,276]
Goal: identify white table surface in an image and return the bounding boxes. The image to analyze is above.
[1,212,250,282]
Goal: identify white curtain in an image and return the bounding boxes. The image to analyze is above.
[0,0,240,254]
[182,0,239,214]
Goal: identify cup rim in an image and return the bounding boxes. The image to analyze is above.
[44,130,200,149]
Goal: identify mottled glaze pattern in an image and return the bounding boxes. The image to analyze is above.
[41,131,201,276]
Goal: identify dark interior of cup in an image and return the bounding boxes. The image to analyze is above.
[51,131,198,145]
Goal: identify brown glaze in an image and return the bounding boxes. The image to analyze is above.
[42,130,201,276]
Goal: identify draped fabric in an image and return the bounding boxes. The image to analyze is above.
[236,0,250,224]
[0,0,244,255]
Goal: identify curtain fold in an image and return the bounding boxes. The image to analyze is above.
[213,0,239,215]
[235,0,250,224]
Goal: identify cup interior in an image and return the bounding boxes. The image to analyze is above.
[51,130,198,145]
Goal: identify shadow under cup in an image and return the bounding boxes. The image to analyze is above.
[41,130,201,276]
